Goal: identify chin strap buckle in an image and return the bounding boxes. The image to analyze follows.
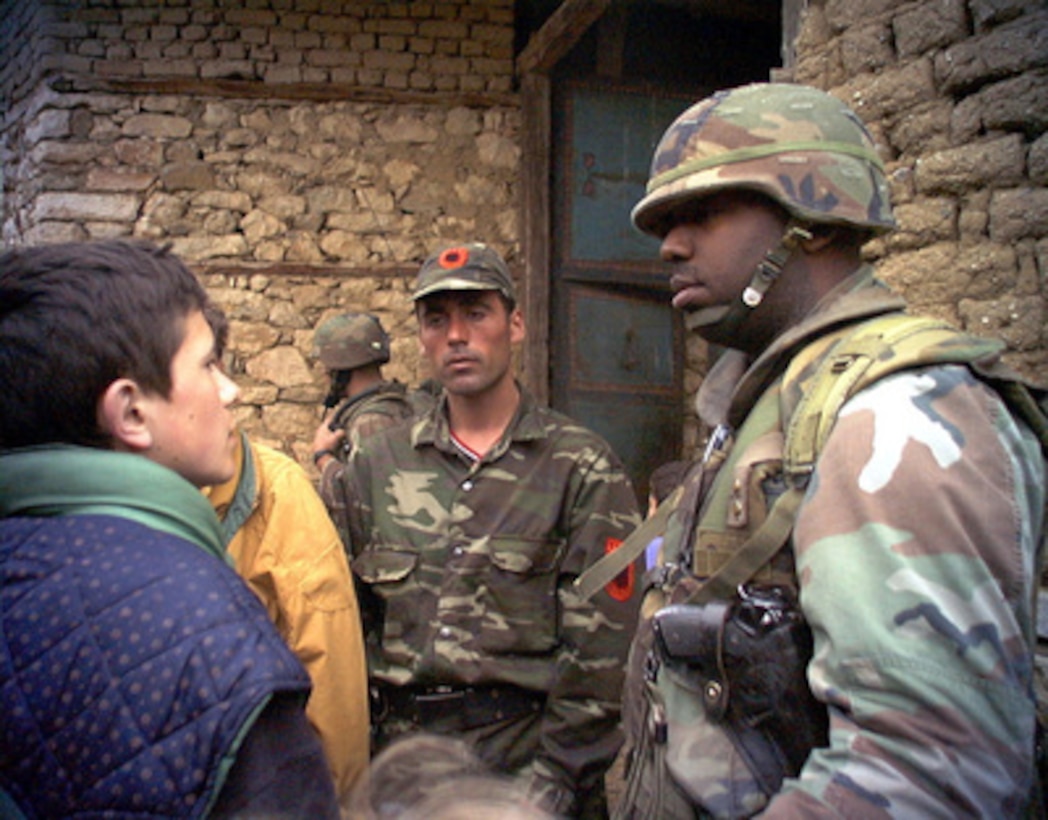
[739,221,813,309]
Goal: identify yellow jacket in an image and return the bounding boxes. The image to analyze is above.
[204,433,369,801]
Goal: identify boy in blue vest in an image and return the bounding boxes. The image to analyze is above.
[0,239,339,818]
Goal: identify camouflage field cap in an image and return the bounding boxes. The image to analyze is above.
[314,312,391,371]
[412,242,516,303]
[632,83,895,237]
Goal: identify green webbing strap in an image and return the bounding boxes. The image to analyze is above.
[685,316,970,605]
[684,486,806,606]
[574,485,684,602]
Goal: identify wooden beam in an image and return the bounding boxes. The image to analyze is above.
[51,74,518,109]
[516,0,613,75]
[519,72,552,403]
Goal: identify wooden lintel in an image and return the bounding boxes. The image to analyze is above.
[516,0,613,75]
[49,74,519,109]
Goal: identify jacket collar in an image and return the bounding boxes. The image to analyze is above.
[0,444,228,563]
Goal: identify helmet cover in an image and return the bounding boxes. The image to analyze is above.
[632,83,895,237]
[314,312,391,371]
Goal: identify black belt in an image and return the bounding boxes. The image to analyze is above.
[371,683,545,732]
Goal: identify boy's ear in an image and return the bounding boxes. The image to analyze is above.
[98,378,154,451]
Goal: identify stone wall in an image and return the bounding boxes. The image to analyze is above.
[1,0,1046,472]
[792,0,1048,378]
[0,0,520,466]
[0,0,514,102]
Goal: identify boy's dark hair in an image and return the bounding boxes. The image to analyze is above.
[0,240,210,449]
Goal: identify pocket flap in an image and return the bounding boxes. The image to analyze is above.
[488,536,563,574]
[352,549,417,583]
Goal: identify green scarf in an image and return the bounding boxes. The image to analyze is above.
[0,445,229,565]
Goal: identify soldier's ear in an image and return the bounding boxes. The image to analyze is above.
[98,378,154,452]
[510,307,526,344]
[799,224,841,254]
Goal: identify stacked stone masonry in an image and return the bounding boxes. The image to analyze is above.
[1,0,1046,469]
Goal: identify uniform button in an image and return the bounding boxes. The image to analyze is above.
[461,480,473,491]
[452,546,464,556]
[439,626,452,638]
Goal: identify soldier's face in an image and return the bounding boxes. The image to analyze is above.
[417,290,524,398]
[658,190,794,349]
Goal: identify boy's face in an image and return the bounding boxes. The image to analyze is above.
[138,309,240,487]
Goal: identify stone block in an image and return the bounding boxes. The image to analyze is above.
[168,234,249,260]
[122,113,193,139]
[837,59,936,121]
[915,134,1025,195]
[896,0,968,57]
[970,0,1033,30]
[1030,132,1048,185]
[35,191,139,222]
[840,23,893,76]
[937,10,1048,93]
[990,187,1048,241]
[25,109,70,144]
[161,161,216,191]
[952,71,1048,140]
[85,168,156,192]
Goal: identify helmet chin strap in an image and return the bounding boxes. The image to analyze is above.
[683,220,813,334]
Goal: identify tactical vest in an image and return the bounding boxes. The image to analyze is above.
[608,312,1048,820]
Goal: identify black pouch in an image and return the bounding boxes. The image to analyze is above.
[652,584,828,796]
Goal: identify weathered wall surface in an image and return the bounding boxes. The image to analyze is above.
[792,0,1048,378]
[1,0,1046,470]
[0,0,519,466]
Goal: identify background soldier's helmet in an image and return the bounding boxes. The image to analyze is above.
[314,312,391,371]
[632,82,896,238]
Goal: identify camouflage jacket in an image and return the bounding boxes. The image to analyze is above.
[621,267,1046,818]
[339,386,643,809]
[318,380,416,522]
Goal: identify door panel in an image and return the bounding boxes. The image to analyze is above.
[552,82,694,503]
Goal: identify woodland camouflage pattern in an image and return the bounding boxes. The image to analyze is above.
[617,270,1047,818]
[631,82,895,238]
[317,381,417,521]
[314,312,391,371]
[337,387,642,809]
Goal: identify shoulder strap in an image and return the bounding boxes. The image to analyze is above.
[784,314,1007,482]
[690,314,1043,604]
[573,484,683,602]
[580,314,1047,607]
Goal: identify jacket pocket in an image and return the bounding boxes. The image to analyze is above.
[478,535,564,655]
[352,548,419,643]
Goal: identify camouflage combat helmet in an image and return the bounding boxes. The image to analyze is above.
[632,82,895,238]
[314,312,391,371]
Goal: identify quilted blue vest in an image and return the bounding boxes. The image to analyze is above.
[0,513,311,818]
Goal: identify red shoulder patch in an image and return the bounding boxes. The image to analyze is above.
[604,537,635,602]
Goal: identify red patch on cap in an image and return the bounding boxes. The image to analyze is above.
[604,537,635,602]
[438,247,469,270]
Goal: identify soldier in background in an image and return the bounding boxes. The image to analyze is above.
[311,312,417,526]
[613,82,1047,818]
[336,242,643,818]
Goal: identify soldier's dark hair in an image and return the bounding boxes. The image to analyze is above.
[0,239,210,449]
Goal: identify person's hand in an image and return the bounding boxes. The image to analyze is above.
[312,415,346,467]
